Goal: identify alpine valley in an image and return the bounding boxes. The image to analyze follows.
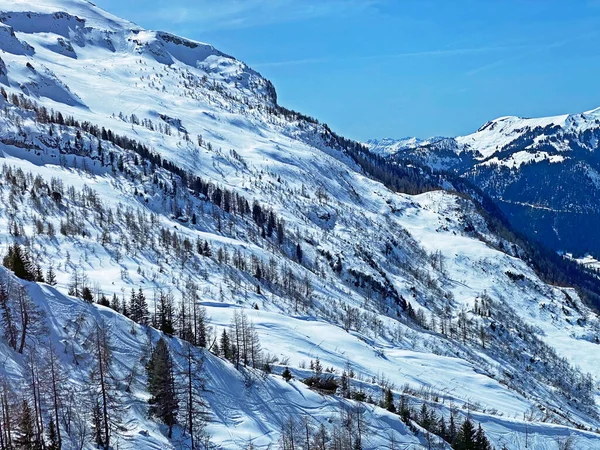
[0,1,600,450]
[369,108,600,259]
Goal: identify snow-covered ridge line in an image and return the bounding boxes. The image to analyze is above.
[374,106,600,257]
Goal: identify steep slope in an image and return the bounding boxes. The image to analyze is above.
[374,108,600,257]
[0,1,599,449]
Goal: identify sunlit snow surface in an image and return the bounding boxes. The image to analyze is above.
[0,1,598,449]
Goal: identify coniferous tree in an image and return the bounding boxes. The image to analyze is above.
[267,212,276,237]
[129,288,139,322]
[194,305,208,348]
[384,388,396,413]
[420,403,431,431]
[295,243,303,263]
[0,383,14,450]
[158,292,175,335]
[3,244,35,281]
[25,350,45,449]
[45,346,63,450]
[16,285,45,354]
[81,286,94,303]
[46,418,59,450]
[312,423,328,450]
[34,265,44,283]
[454,417,476,450]
[110,293,120,313]
[92,400,104,448]
[439,416,448,444]
[474,424,492,450]
[45,267,57,286]
[313,357,322,377]
[448,411,458,444]
[67,269,88,299]
[0,279,17,351]
[14,400,35,449]
[89,321,113,450]
[98,295,110,307]
[129,288,149,325]
[282,367,293,382]
[147,339,179,438]
[340,370,349,398]
[220,329,231,361]
[178,342,210,449]
[137,288,149,326]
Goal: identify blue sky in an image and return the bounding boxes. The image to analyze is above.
[93,0,600,141]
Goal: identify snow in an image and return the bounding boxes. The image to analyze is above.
[0,0,597,448]
[367,136,444,156]
[374,106,600,165]
[454,114,569,159]
[480,150,567,169]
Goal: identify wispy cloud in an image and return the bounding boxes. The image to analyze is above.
[252,44,536,68]
[465,32,598,76]
[138,0,385,32]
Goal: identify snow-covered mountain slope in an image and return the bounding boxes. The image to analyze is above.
[375,107,600,257]
[375,107,600,163]
[1,1,600,449]
[367,137,444,156]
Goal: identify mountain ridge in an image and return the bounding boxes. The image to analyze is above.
[372,106,600,257]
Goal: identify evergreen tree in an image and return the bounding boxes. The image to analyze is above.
[89,321,113,450]
[14,400,35,449]
[47,418,59,450]
[438,416,448,443]
[282,367,293,382]
[46,267,57,286]
[384,388,396,413]
[137,288,149,325]
[81,286,94,303]
[313,357,322,377]
[267,212,276,237]
[295,243,303,263]
[34,264,44,283]
[454,417,476,450]
[220,329,231,361]
[419,403,431,431]
[129,288,149,325]
[98,295,110,307]
[110,293,120,313]
[129,288,139,322]
[178,342,210,449]
[0,280,17,350]
[196,306,208,348]
[340,370,350,398]
[474,424,492,450]
[3,244,35,281]
[448,411,458,444]
[202,241,212,257]
[147,339,179,438]
[158,292,175,334]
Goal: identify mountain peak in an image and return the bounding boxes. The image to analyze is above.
[0,0,136,31]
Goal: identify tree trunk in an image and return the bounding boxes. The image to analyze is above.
[2,387,12,449]
[18,291,29,354]
[50,350,62,449]
[96,328,110,450]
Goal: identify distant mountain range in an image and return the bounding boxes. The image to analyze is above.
[370,108,600,256]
